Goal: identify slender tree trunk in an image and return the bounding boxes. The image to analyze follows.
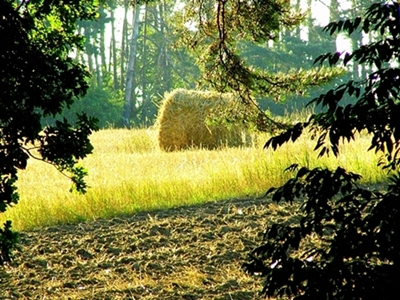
[159,0,172,94]
[75,25,84,64]
[99,4,107,85]
[140,3,149,125]
[110,9,119,90]
[94,48,102,88]
[294,0,301,38]
[120,0,129,89]
[123,5,141,128]
[349,0,363,80]
[84,26,96,86]
[306,0,313,43]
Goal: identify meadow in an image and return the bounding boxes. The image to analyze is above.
[1,126,386,231]
[0,124,388,299]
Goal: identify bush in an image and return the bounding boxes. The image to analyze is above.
[43,86,124,129]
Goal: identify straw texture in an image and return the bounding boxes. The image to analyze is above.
[157,89,247,151]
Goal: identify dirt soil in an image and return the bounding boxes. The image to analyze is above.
[0,197,297,300]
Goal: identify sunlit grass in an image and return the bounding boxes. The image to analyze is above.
[1,126,387,232]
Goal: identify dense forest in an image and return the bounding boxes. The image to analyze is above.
[60,0,375,128]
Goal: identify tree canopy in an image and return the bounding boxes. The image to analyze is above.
[177,0,342,96]
[243,1,400,298]
[0,0,99,264]
[174,0,344,131]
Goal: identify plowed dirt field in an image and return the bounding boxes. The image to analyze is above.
[1,197,298,299]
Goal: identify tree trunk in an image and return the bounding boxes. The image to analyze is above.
[99,4,107,86]
[294,0,301,38]
[306,0,313,43]
[349,0,364,80]
[122,5,141,128]
[83,26,96,86]
[120,0,129,89]
[110,9,119,90]
[160,0,172,94]
[140,2,149,125]
[94,47,102,88]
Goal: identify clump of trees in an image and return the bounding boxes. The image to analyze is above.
[243,1,400,298]
[54,0,378,127]
[69,0,364,127]
[71,0,201,128]
[0,0,99,264]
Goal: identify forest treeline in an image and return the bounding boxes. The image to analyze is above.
[62,0,375,128]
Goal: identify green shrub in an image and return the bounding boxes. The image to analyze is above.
[43,86,124,128]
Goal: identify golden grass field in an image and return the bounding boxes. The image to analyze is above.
[0,126,389,299]
[0,127,386,232]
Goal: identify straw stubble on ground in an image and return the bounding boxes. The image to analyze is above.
[0,197,299,300]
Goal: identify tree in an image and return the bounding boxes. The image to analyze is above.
[237,6,340,114]
[176,0,343,131]
[77,2,111,89]
[132,0,200,126]
[123,3,141,127]
[243,1,400,299]
[119,0,201,127]
[0,0,99,265]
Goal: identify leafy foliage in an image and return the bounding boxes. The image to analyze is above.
[0,221,19,265]
[178,0,341,97]
[176,0,343,132]
[244,1,400,298]
[43,86,124,128]
[0,0,99,264]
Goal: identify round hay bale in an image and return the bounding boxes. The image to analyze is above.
[156,89,248,151]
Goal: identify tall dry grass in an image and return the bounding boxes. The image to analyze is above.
[0,126,387,232]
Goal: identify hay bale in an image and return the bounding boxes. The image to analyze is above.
[156,89,248,151]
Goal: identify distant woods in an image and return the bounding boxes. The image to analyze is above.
[66,0,196,128]
[70,0,375,128]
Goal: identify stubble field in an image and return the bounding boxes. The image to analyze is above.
[1,196,301,299]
